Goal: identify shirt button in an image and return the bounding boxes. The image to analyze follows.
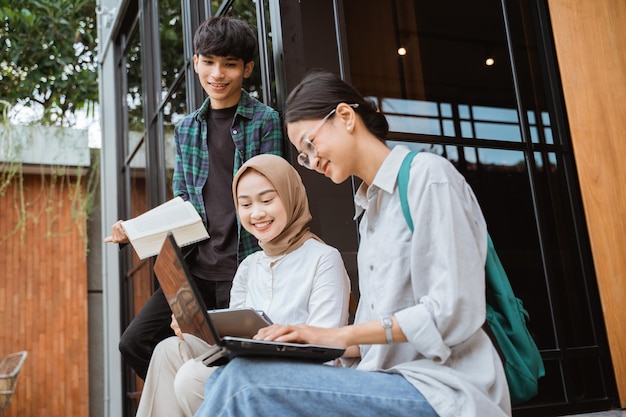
[369,265,374,271]
[371,303,375,309]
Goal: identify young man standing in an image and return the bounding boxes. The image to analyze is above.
[107,16,284,379]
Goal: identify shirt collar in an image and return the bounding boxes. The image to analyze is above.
[193,89,253,123]
[353,145,412,220]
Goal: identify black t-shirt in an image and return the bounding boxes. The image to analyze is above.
[188,105,238,282]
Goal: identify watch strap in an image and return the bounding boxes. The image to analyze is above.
[381,317,393,344]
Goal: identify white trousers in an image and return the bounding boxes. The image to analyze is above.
[135,334,217,417]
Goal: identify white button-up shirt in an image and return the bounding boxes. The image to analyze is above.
[353,146,511,417]
[229,238,350,329]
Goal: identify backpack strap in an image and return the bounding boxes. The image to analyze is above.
[398,151,506,365]
[396,149,544,404]
[398,151,418,233]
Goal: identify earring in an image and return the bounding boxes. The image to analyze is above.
[347,126,352,131]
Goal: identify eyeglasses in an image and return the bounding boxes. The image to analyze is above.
[296,108,337,169]
[296,103,359,170]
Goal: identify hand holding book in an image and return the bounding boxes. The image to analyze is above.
[106,197,209,259]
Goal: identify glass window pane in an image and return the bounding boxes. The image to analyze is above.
[544,127,553,144]
[474,121,521,141]
[440,103,452,118]
[529,126,539,142]
[125,26,144,136]
[442,120,455,137]
[459,104,471,119]
[533,152,596,347]
[386,140,432,154]
[163,80,187,200]
[471,105,519,123]
[212,1,220,15]
[381,98,440,117]
[467,149,551,347]
[461,121,474,138]
[386,115,441,135]
[159,0,184,92]
[506,0,556,145]
[345,0,521,143]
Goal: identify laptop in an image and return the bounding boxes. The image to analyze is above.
[208,308,273,339]
[153,231,346,366]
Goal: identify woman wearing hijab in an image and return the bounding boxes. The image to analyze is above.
[135,154,351,417]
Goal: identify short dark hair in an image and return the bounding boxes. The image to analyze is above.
[193,16,257,63]
[285,70,389,141]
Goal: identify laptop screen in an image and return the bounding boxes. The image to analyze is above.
[153,232,219,345]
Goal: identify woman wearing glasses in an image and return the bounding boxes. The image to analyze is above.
[194,70,511,417]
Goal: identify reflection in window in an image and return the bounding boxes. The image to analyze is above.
[162,87,187,128]
[375,97,454,137]
[163,82,186,199]
[383,97,440,116]
[384,97,534,142]
[125,27,144,132]
[463,105,520,141]
[128,132,146,170]
[534,151,557,173]
[123,23,147,247]
[476,147,526,167]
[387,140,460,163]
[159,0,184,91]
[528,110,554,144]
[211,0,219,15]
[398,103,553,144]
[472,121,521,141]
[387,115,443,136]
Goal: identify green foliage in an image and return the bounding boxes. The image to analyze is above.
[0,0,97,125]
[0,0,99,250]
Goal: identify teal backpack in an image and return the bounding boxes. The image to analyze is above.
[397,151,545,405]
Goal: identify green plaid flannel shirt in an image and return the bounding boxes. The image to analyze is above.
[173,89,284,261]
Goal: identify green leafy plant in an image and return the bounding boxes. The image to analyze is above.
[0,0,98,125]
[0,1,99,248]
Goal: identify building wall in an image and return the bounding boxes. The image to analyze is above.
[547,0,626,406]
[0,172,89,417]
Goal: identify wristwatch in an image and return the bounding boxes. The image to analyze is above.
[381,317,393,344]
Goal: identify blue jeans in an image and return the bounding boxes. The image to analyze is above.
[195,357,439,417]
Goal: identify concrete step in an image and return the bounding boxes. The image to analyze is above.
[564,410,625,417]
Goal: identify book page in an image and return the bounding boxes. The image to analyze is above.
[121,197,201,239]
[120,197,209,259]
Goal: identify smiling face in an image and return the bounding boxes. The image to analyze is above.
[288,116,354,184]
[236,170,288,244]
[193,54,254,109]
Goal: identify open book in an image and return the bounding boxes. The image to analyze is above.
[121,197,209,259]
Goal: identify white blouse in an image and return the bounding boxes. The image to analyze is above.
[353,146,511,417]
[229,238,351,329]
